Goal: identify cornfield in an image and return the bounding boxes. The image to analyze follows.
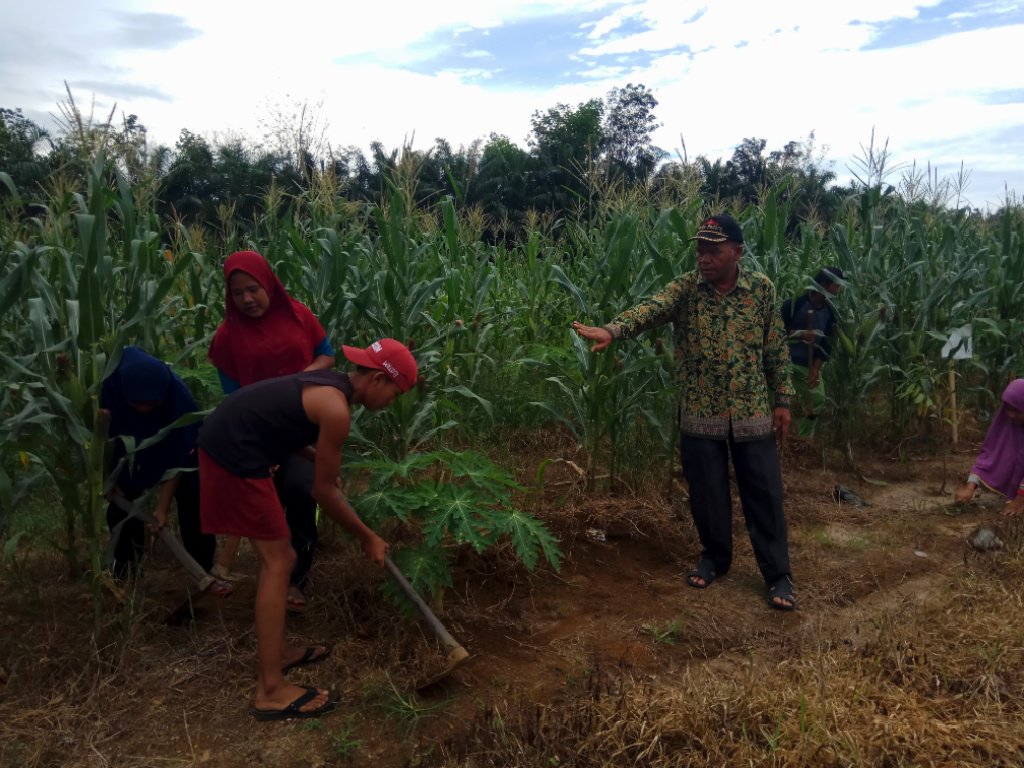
[1,154,1023,589]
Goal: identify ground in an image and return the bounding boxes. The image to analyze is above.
[2,439,1024,767]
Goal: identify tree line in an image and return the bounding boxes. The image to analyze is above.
[0,82,974,244]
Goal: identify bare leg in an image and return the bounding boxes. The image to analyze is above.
[212,535,242,576]
[249,537,329,713]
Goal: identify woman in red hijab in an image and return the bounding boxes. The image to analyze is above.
[208,250,335,608]
[209,250,334,390]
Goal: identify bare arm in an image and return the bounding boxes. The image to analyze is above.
[151,473,182,531]
[302,386,388,565]
[808,357,824,387]
[304,354,335,372]
[98,408,111,434]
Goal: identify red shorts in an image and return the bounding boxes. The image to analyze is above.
[199,449,290,540]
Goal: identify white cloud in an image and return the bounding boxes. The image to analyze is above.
[0,0,1020,206]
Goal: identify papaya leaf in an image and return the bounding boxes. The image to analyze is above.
[384,544,453,606]
[350,487,422,528]
[423,485,491,552]
[498,509,563,572]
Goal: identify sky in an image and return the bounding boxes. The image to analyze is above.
[1,0,1021,209]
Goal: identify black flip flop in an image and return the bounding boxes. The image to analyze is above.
[686,559,717,589]
[282,644,333,674]
[768,576,796,611]
[253,687,336,721]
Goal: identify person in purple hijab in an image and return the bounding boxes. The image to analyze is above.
[955,379,1024,517]
[101,346,215,577]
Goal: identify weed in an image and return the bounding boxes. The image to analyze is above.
[813,527,869,551]
[328,716,363,759]
[364,676,449,736]
[762,711,785,752]
[642,617,685,645]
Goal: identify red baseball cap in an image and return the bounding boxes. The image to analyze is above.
[342,338,418,392]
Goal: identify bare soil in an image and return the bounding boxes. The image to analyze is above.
[2,441,1024,767]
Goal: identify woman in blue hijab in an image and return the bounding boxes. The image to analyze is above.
[101,346,214,578]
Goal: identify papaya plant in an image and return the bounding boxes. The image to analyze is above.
[346,449,561,602]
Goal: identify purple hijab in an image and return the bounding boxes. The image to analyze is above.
[971,379,1024,497]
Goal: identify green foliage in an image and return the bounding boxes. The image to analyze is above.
[363,676,450,737]
[348,449,561,601]
[328,716,364,758]
[0,108,53,195]
[0,154,205,620]
[529,210,680,489]
[3,117,1024,635]
[603,84,666,184]
[642,617,685,645]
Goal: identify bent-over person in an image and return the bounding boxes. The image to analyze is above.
[198,338,417,720]
[955,378,1024,517]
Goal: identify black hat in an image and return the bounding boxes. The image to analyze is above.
[691,213,744,244]
[814,266,845,286]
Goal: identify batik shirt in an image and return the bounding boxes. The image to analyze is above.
[606,267,794,442]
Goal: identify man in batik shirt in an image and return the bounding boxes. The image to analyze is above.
[572,213,797,610]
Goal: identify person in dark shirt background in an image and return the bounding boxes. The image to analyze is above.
[101,346,214,578]
[782,267,844,438]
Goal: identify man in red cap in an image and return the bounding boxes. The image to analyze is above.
[197,338,418,720]
[572,213,797,611]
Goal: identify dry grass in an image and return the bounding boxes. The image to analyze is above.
[440,552,1024,767]
[3,447,1024,767]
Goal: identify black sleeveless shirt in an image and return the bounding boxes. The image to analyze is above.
[198,370,353,477]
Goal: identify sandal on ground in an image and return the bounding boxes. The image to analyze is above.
[282,644,332,674]
[207,578,236,598]
[253,687,336,721]
[286,586,308,612]
[768,576,796,611]
[686,559,717,589]
[209,563,250,582]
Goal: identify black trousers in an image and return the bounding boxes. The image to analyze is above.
[106,471,215,577]
[274,454,318,591]
[680,433,791,586]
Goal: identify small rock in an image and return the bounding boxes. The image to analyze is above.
[967,525,1004,552]
[832,484,870,507]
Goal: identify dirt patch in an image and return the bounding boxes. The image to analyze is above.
[2,448,1024,767]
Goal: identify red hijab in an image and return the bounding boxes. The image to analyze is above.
[208,251,326,386]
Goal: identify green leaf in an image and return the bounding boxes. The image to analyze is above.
[498,509,562,572]
[3,532,26,563]
[350,487,422,528]
[385,545,453,604]
[447,385,494,421]
[423,485,491,552]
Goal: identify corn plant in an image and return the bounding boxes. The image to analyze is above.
[533,210,680,490]
[0,155,196,619]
